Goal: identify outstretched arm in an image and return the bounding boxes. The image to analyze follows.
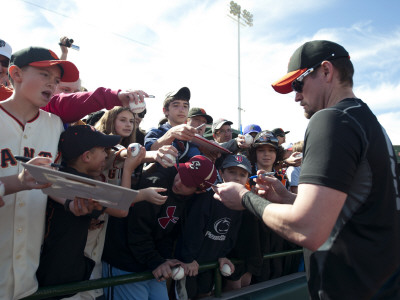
[213,180,346,251]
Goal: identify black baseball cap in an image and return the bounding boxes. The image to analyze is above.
[163,87,190,104]
[253,130,279,150]
[272,128,290,137]
[188,107,213,124]
[221,154,252,174]
[271,40,350,94]
[59,125,120,161]
[10,46,79,82]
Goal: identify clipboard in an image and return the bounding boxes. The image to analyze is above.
[22,163,138,211]
[191,134,231,154]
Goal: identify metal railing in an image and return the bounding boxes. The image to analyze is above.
[23,249,303,300]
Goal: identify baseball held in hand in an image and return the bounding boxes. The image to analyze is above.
[162,153,176,167]
[244,134,254,145]
[221,264,232,276]
[171,266,185,280]
[129,99,146,113]
[128,143,141,157]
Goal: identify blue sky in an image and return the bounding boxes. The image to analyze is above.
[3,0,400,144]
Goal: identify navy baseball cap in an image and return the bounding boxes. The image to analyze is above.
[272,40,350,94]
[243,124,262,135]
[221,154,252,174]
[10,46,79,82]
[59,125,120,161]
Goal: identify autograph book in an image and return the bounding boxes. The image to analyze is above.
[191,134,231,154]
[22,163,138,211]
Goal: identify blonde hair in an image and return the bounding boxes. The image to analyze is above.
[95,107,136,147]
[292,141,304,153]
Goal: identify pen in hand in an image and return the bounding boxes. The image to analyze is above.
[14,156,62,169]
[249,172,275,179]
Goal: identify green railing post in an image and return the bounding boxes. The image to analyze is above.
[23,249,303,300]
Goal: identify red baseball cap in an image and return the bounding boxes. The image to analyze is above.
[177,155,217,191]
[10,46,79,82]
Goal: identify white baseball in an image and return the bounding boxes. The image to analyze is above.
[0,181,4,197]
[244,134,254,145]
[128,143,141,157]
[221,264,232,276]
[161,153,176,167]
[171,266,185,280]
[129,99,146,113]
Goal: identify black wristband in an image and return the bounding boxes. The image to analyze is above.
[64,199,73,212]
[241,191,271,220]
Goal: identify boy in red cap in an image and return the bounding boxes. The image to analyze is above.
[0,46,79,299]
[102,155,217,300]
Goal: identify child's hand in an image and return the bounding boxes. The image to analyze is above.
[152,259,182,281]
[124,144,146,172]
[183,260,199,277]
[155,145,178,168]
[136,187,167,205]
[18,157,53,190]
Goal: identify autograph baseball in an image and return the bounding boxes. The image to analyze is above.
[129,99,146,113]
[221,264,232,276]
[161,153,176,167]
[171,266,185,280]
[244,134,254,145]
[128,143,141,157]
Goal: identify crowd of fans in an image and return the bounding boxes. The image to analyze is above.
[0,37,304,300]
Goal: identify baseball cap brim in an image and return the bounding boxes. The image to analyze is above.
[30,60,79,82]
[271,68,307,94]
[177,165,196,187]
[222,162,251,174]
[213,120,233,132]
[98,134,121,148]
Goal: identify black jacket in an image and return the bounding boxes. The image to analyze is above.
[175,190,242,264]
[102,167,193,272]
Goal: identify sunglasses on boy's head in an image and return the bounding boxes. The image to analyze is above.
[291,53,335,93]
[254,131,279,145]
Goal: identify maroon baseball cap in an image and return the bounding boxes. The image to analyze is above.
[177,155,217,191]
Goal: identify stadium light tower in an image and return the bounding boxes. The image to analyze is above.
[229,1,253,131]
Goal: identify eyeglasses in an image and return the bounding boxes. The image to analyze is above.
[291,53,335,93]
[254,131,279,146]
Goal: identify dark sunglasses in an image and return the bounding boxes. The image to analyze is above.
[254,131,279,146]
[291,53,335,93]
